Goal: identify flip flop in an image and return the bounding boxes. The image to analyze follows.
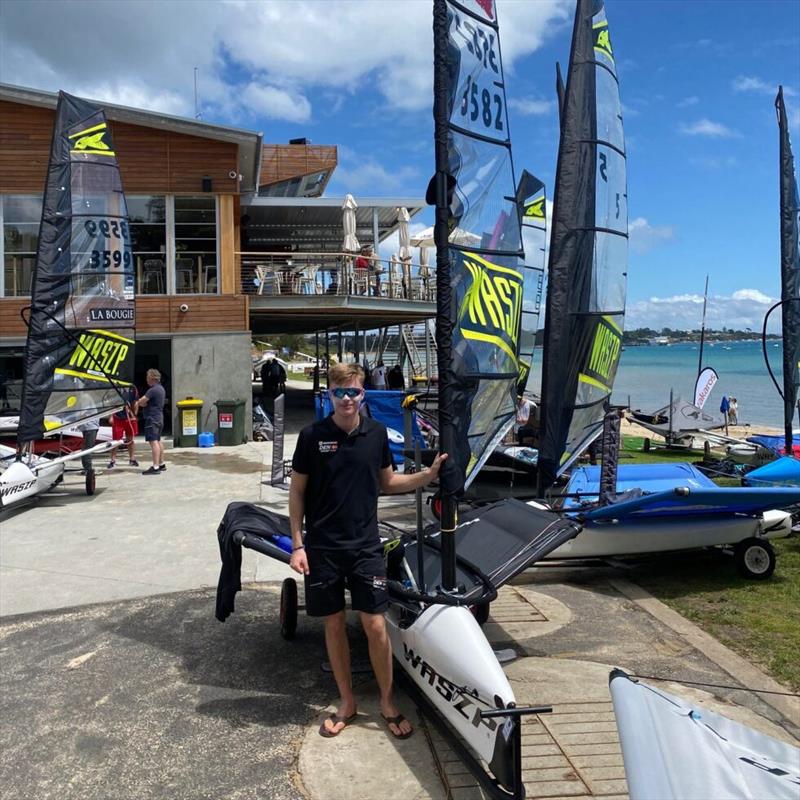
[381,713,414,740]
[318,711,357,738]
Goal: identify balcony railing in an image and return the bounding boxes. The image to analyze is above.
[239,251,436,301]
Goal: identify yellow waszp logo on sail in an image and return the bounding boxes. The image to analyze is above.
[579,316,622,392]
[458,252,523,362]
[69,122,115,157]
[524,197,545,220]
[593,20,614,63]
[56,329,133,383]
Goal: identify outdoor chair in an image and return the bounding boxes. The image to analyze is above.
[142,258,165,294]
[176,258,195,292]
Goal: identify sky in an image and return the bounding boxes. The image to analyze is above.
[2,0,799,332]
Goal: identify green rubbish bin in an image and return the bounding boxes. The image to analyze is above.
[215,399,246,446]
[175,397,203,447]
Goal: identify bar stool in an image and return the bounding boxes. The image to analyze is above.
[142,259,165,294]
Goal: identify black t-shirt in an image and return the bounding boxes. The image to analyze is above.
[292,414,393,550]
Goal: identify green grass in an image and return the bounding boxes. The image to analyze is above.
[631,536,800,691]
[619,433,800,691]
[621,435,708,464]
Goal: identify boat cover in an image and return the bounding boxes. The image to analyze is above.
[565,463,716,502]
[317,390,425,466]
[215,499,580,620]
[743,456,800,488]
[563,463,800,518]
[610,670,800,800]
[746,434,800,458]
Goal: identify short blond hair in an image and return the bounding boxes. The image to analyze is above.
[328,362,364,387]
[146,368,161,381]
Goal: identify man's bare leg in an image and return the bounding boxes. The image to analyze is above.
[149,440,159,468]
[361,612,412,736]
[322,611,357,735]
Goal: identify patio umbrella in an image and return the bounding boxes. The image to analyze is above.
[342,194,360,252]
[397,207,411,260]
[410,224,481,249]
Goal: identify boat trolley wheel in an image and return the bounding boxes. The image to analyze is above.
[85,469,96,496]
[734,537,776,580]
[280,577,298,640]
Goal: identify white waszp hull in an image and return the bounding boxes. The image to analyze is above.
[0,448,64,508]
[385,604,516,786]
[0,439,117,510]
[529,502,792,559]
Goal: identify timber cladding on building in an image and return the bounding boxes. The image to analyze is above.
[0,86,261,337]
[0,83,264,438]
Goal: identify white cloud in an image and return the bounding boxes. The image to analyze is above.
[0,0,569,124]
[626,289,779,332]
[328,157,420,195]
[240,83,311,123]
[676,95,699,108]
[688,155,739,170]
[628,217,675,254]
[679,118,740,138]
[509,97,555,116]
[733,76,796,96]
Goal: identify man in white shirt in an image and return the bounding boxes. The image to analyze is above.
[372,360,387,390]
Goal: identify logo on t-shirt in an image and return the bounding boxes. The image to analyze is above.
[318,441,338,453]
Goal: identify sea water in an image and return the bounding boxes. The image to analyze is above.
[613,340,789,427]
[531,340,791,427]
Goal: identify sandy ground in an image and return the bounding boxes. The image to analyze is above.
[621,416,782,442]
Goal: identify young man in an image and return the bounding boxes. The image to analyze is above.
[136,369,166,475]
[289,363,446,739]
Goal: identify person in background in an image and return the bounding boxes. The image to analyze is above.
[77,415,99,475]
[372,360,387,390]
[387,364,405,391]
[289,362,446,740]
[728,396,738,425]
[136,368,166,475]
[108,385,140,468]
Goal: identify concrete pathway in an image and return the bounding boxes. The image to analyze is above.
[1,440,797,800]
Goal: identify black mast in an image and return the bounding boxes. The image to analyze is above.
[775,86,800,454]
[432,0,457,590]
[697,274,709,382]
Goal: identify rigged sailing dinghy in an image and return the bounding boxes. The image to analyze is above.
[0,92,135,510]
[215,1,585,796]
[746,86,800,488]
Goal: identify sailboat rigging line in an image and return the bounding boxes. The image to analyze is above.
[448,123,512,147]
[626,674,799,698]
[761,298,800,400]
[19,304,133,408]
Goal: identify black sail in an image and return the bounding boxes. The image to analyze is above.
[17,92,135,445]
[432,0,526,506]
[515,170,546,395]
[776,86,800,451]
[538,0,628,492]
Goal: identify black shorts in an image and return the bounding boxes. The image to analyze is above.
[144,419,163,442]
[304,546,388,617]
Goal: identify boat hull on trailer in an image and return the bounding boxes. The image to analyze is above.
[385,604,516,790]
[0,446,64,509]
[542,506,790,559]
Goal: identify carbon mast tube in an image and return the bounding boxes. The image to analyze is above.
[432,0,457,590]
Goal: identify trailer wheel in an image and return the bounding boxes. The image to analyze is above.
[280,577,298,640]
[734,538,775,580]
[85,469,96,496]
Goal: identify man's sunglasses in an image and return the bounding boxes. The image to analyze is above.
[330,387,363,399]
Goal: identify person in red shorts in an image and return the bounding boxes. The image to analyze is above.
[108,385,140,468]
